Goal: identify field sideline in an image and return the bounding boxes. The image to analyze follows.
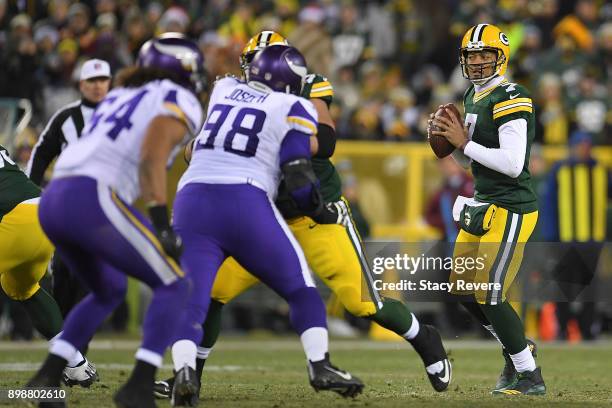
[1,338,611,407]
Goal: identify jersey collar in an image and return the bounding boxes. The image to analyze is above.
[473,75,508,103]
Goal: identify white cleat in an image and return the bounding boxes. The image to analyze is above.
[62,358,99,388]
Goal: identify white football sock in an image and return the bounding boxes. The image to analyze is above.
[300,327,328,362]
[49,332,89,367]
[172,340,197,371]
[401,314,420,340]
[510,345,536,373]
[135,348,163,367]
[49,338,78,363]
[197,346,212,360]
[484,324,503,346]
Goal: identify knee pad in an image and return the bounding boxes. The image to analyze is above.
[335,285,377,318]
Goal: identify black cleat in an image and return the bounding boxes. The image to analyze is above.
[492,366,546,396]
[308,353,364,398]
[153,376,174,399]
[114,382,157,408]
[495,339,537,391]
[171,365,199,407]
[26,354,66,408]
[408,324,452,392]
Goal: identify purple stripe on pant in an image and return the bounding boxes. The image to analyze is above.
[38,176,190,356]
[172,183,326,344]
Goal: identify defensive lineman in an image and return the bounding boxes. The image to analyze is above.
[25,33,205,408]
[168,45,363,406]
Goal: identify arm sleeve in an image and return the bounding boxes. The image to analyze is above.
[463,118,527,178]
[26,113,66,185]
[313,123,336,158]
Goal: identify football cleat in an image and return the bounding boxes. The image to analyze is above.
[114,381,157,408]
[26,354,66,408]
[62,358,99,388]
[171,365,199,407]
[307,353,364,398]
[408,324,452,392]
[153,376,174,399]
[492,367,546,396]
[495,339,537,391]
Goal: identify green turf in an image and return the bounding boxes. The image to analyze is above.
[1,338,611,407]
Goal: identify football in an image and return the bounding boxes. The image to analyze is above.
[428,103,462,158]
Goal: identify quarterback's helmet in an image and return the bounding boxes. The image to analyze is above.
[240,30,289,75]
[137,33,206,93]
[460,24,510,85]
[248,45,307,95]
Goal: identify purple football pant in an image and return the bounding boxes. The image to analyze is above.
[173,183,326,345]
[38,176,190,358]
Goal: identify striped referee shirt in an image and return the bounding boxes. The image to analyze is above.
[27,98,98,186]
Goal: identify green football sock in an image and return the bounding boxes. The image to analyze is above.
[201,299,224,349]
[21,288,63,340]
[480,301,527,354]
[197,300,224,380]
[368,297,413,335]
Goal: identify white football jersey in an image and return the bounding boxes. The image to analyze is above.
[53,79,202,203]
[179,77,318,198]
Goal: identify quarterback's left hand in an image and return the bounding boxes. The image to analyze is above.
[431,108,469,150]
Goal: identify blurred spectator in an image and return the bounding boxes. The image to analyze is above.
[217,1,257,44]
[541,131,611,341]
[567,71,608,144]
[535,73,569,145]
[0,14,43,122]
[331,1,368,71]
[288,5,332,77]
[158,6,190,35]
[553,0,599,52]
[425,157,474,242]
[379,87,420,141]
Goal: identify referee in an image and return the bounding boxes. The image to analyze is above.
[27,59,111,184]
[27,59,111,323]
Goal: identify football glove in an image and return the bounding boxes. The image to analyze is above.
[148,204,183,264]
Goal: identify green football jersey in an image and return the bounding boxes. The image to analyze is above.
[463,79,538,213]
[301,73,342,203]
[0,144,41,220]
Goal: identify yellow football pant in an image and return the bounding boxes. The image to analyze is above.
[0,202,54,300]
[212,210,380,317]
[451,207,538,304]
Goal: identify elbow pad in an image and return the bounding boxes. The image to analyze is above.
[314,124,336,159]
[281,158,323,216]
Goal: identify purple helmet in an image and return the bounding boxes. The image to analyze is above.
[137,33,205,93]
[248,45,307,95]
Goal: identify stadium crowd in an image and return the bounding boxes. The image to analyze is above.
[0,0,610,342]
[0,0,610,147]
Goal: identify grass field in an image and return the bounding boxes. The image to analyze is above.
[1,337,611,407]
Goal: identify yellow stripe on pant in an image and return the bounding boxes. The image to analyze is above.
[0,202,54,300]
[450,206,538,304]
[211,199,379,317]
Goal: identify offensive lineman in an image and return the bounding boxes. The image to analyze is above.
[25,33,205,408]
[430,23,546,395]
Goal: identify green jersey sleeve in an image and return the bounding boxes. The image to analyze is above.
[492,83,533,127]
[301,73,334,107]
